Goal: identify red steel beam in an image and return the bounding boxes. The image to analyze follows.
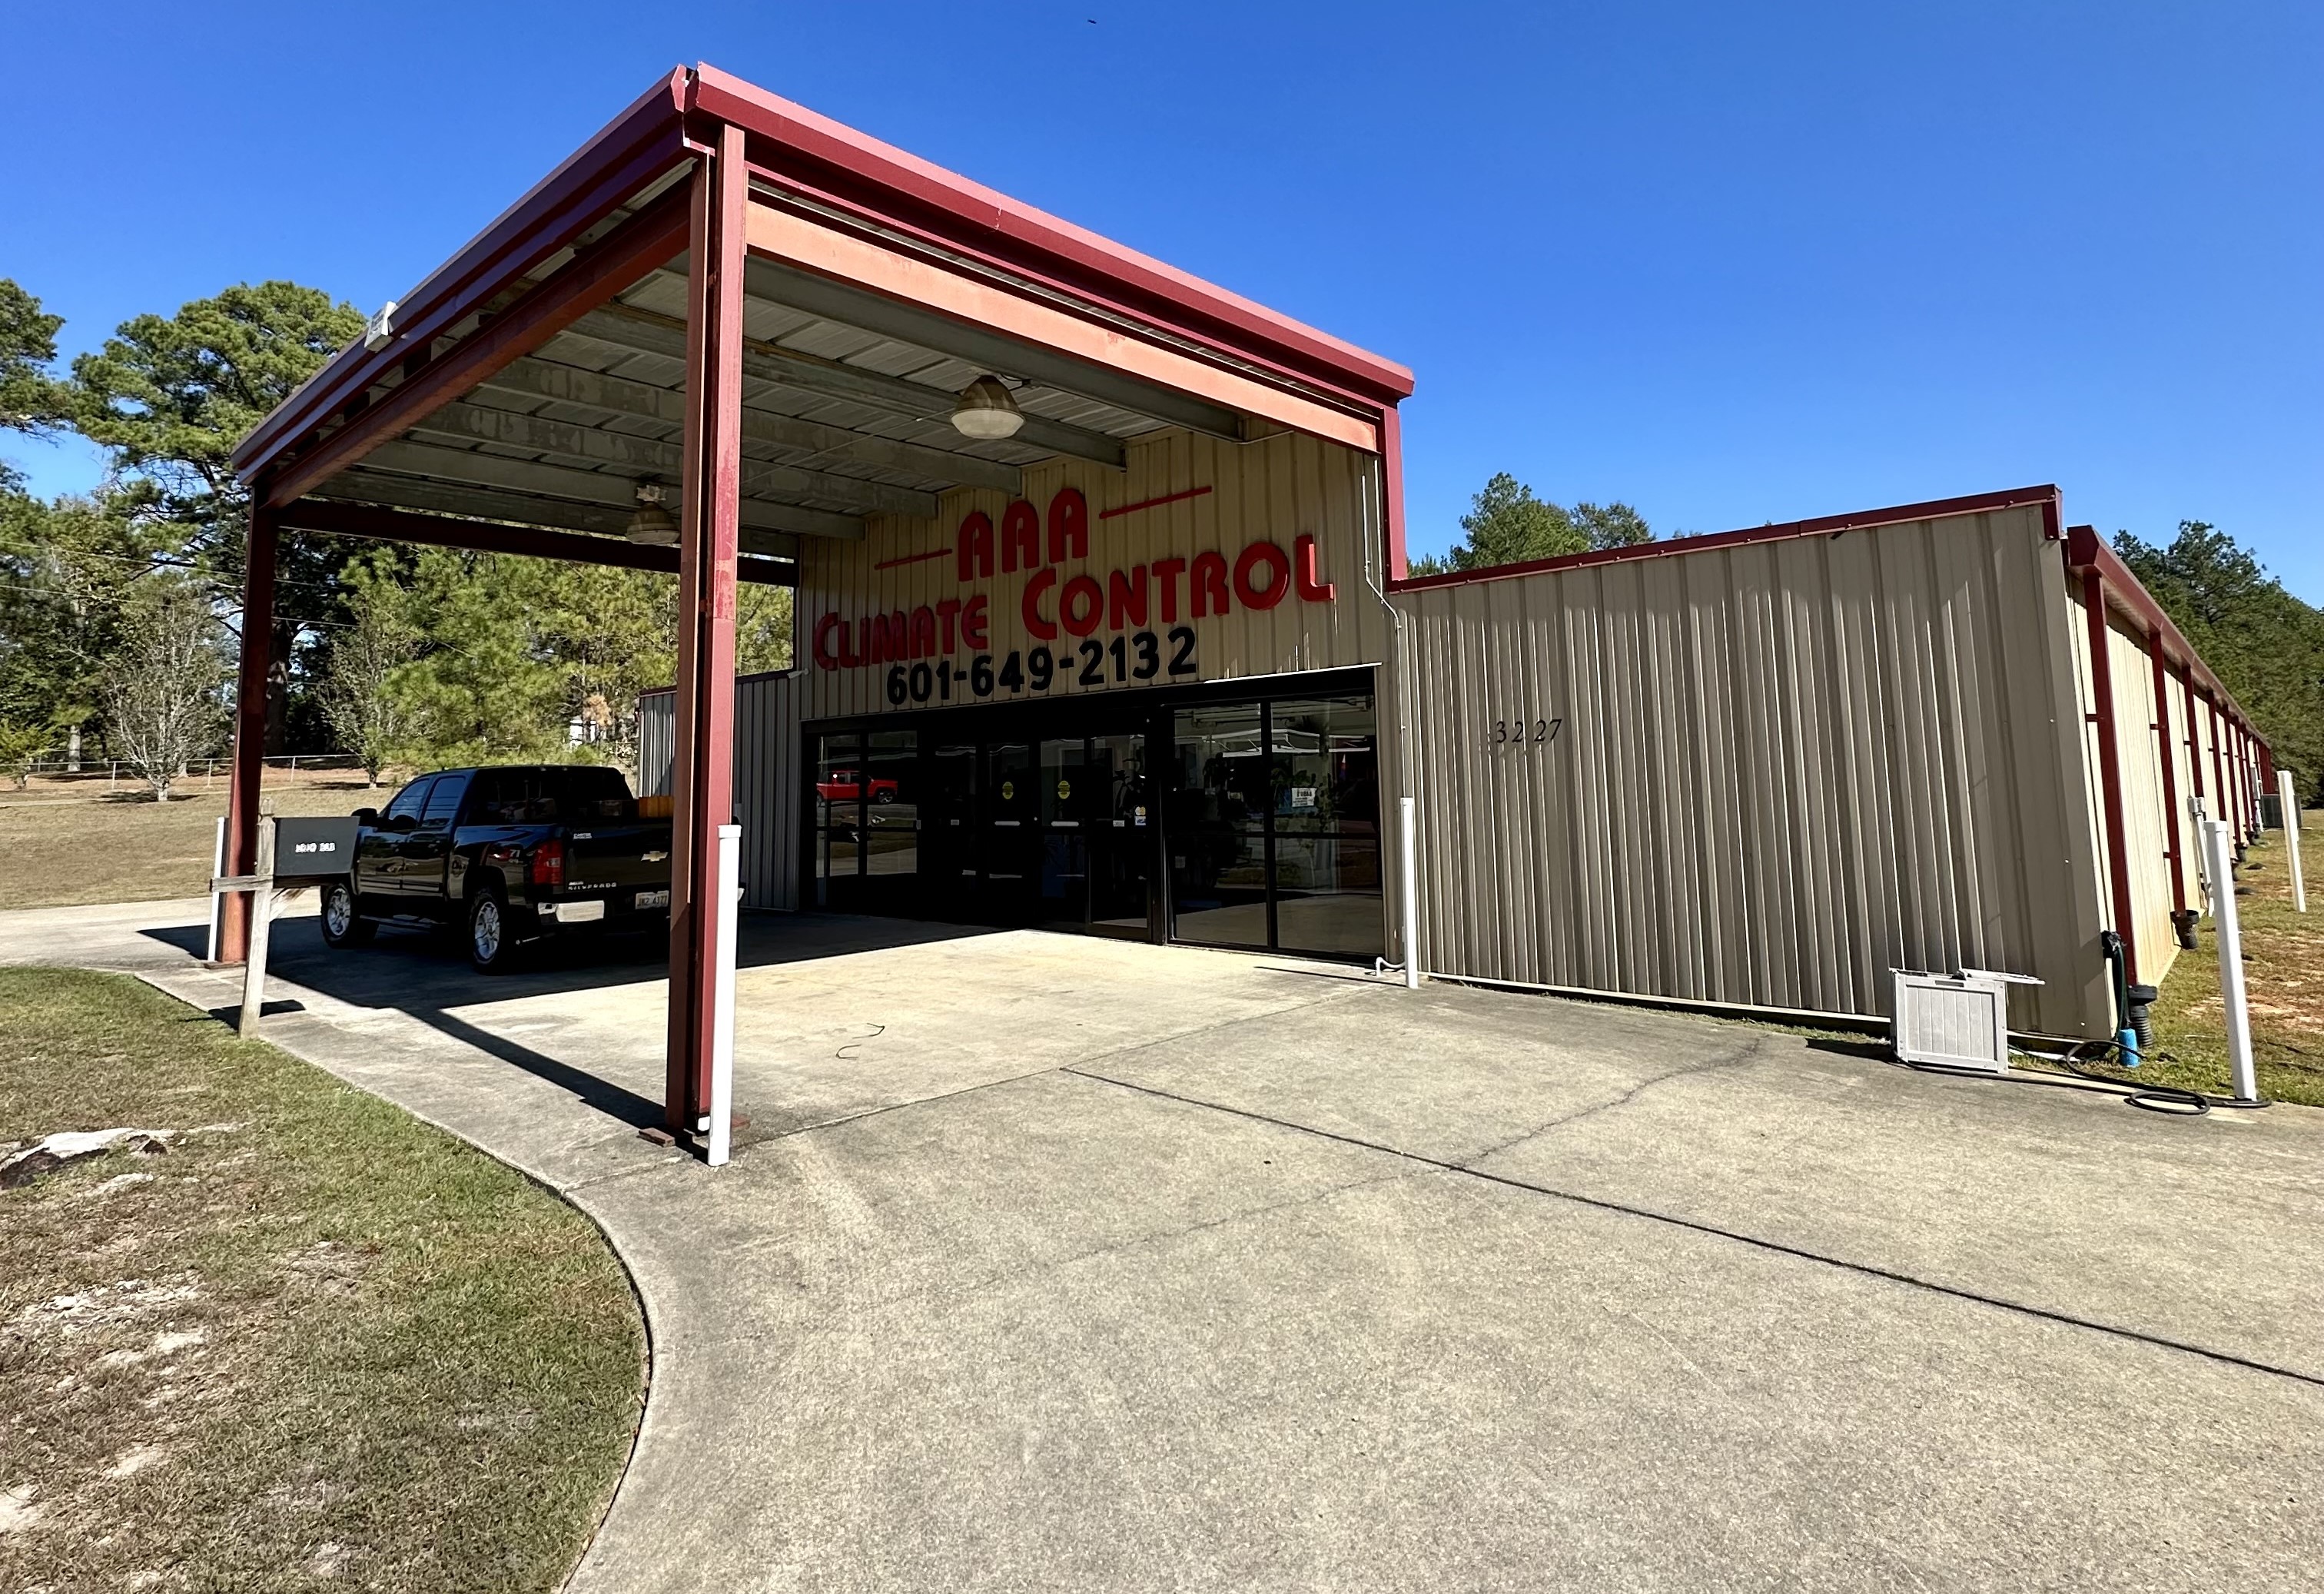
[2180,666,2205,809]
[2080,564,2142,983]
[275,500,792,583]
[264,185,692,510]
[219,502,280,963]
[664,122,749,1134]
[2146,634,2188,917]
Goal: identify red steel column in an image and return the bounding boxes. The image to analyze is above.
[664,121,748,1133]
[2180,669,2205,811]
[219,500,279,962]
[2080,568,2140,981]
[2207,699,2228,827]
[2146,636,2187,917]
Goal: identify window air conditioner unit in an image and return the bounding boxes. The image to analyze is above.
[1889,970,2019,1074]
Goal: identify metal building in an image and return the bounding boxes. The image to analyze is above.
[220,65,2275,1142]
[644,473,2274,1041]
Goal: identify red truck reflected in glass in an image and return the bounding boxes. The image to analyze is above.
[815,769,899,805]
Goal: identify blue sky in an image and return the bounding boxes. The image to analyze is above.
[5,2,2317,597]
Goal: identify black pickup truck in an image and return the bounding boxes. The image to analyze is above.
[320,765,672,971]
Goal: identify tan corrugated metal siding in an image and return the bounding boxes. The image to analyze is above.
[798,430,1386,722]
[636,672,805,912]
[1395,503,2111,1035]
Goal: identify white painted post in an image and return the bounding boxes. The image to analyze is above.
[205,816,227,962]
[2200,818,2259,1102]
[2279,771,2306,914]
[1399,795,1421,990]
[238,813,277,1041]
[706,822,742,1167]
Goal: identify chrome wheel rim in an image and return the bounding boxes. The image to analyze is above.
[473,899,502,961]
[324,887,352,937]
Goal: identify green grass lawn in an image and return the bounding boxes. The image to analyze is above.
[0,778,378,912]
[2062,808,2323,1108]
[0,969,646,1592]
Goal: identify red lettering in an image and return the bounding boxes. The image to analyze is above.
[1061,574,1104,637]
[1233,540,1291,610]
[908,605,938,658]
[1021,568,1059,641]
[1191,550,1231,618]
[812,612,842,669]
[868,612,901,663]
[962,593,990,649]
[840,617,864,669]
[936,597,962,653]
[1153,556,1187,623]
[958,511,994,582]
[1107,565,1148,631]
[1047,487,1089,564]
[1001,500,1041,573]
[1293,534,1336,603]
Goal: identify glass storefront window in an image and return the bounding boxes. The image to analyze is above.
[1268,697,1381,958]
[864,729,918,879]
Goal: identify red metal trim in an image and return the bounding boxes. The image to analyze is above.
[2146,633,2187,916]
[265,187,692,508]
[664,122,750,1133]
[1097,485,1213,520]
[1379,405,1409,583]
[687,65,1413,407]
[234,71,692,478]
[275,500,790,583]
[1393,484,2061,594]
[219,502,279,963]
[871,546,953,571]
[2080,566,2142,983]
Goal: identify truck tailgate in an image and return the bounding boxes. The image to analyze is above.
[566,823,672,906]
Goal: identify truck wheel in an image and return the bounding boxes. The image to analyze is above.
[467,891,520,974]
[320,879,374,948]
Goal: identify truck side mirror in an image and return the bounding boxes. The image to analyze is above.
[391,812,419,833]
[353,807,379,827]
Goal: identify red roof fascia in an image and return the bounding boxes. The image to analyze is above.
[2064,524,2264,747]
[1389,484,2064,595]
[685,65,1415,409]
[232,70,692,482]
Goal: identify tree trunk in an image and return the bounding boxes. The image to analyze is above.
[264,619,297,756]
[66,722,81,774]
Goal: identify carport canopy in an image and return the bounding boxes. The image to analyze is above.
[222,63,1415,1135]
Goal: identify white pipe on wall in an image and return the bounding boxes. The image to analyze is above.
[1399,795,1420,990]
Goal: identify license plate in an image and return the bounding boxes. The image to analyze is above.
[636,889,670,909]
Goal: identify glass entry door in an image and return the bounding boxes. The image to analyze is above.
[983,740,1038,921]
[1038,737,1091,925]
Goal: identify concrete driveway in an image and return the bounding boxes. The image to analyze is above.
[5,898,2322,1592]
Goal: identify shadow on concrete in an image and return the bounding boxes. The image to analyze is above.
[140,908,1008,1134]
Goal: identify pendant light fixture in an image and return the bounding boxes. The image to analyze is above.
[625,481,679,546]
[950,374,1024,440]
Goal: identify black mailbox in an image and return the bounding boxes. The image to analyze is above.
[272,816,360,882]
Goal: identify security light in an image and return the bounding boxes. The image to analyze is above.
[363,301,398,353]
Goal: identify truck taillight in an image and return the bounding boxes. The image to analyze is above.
[530,839,565,888]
